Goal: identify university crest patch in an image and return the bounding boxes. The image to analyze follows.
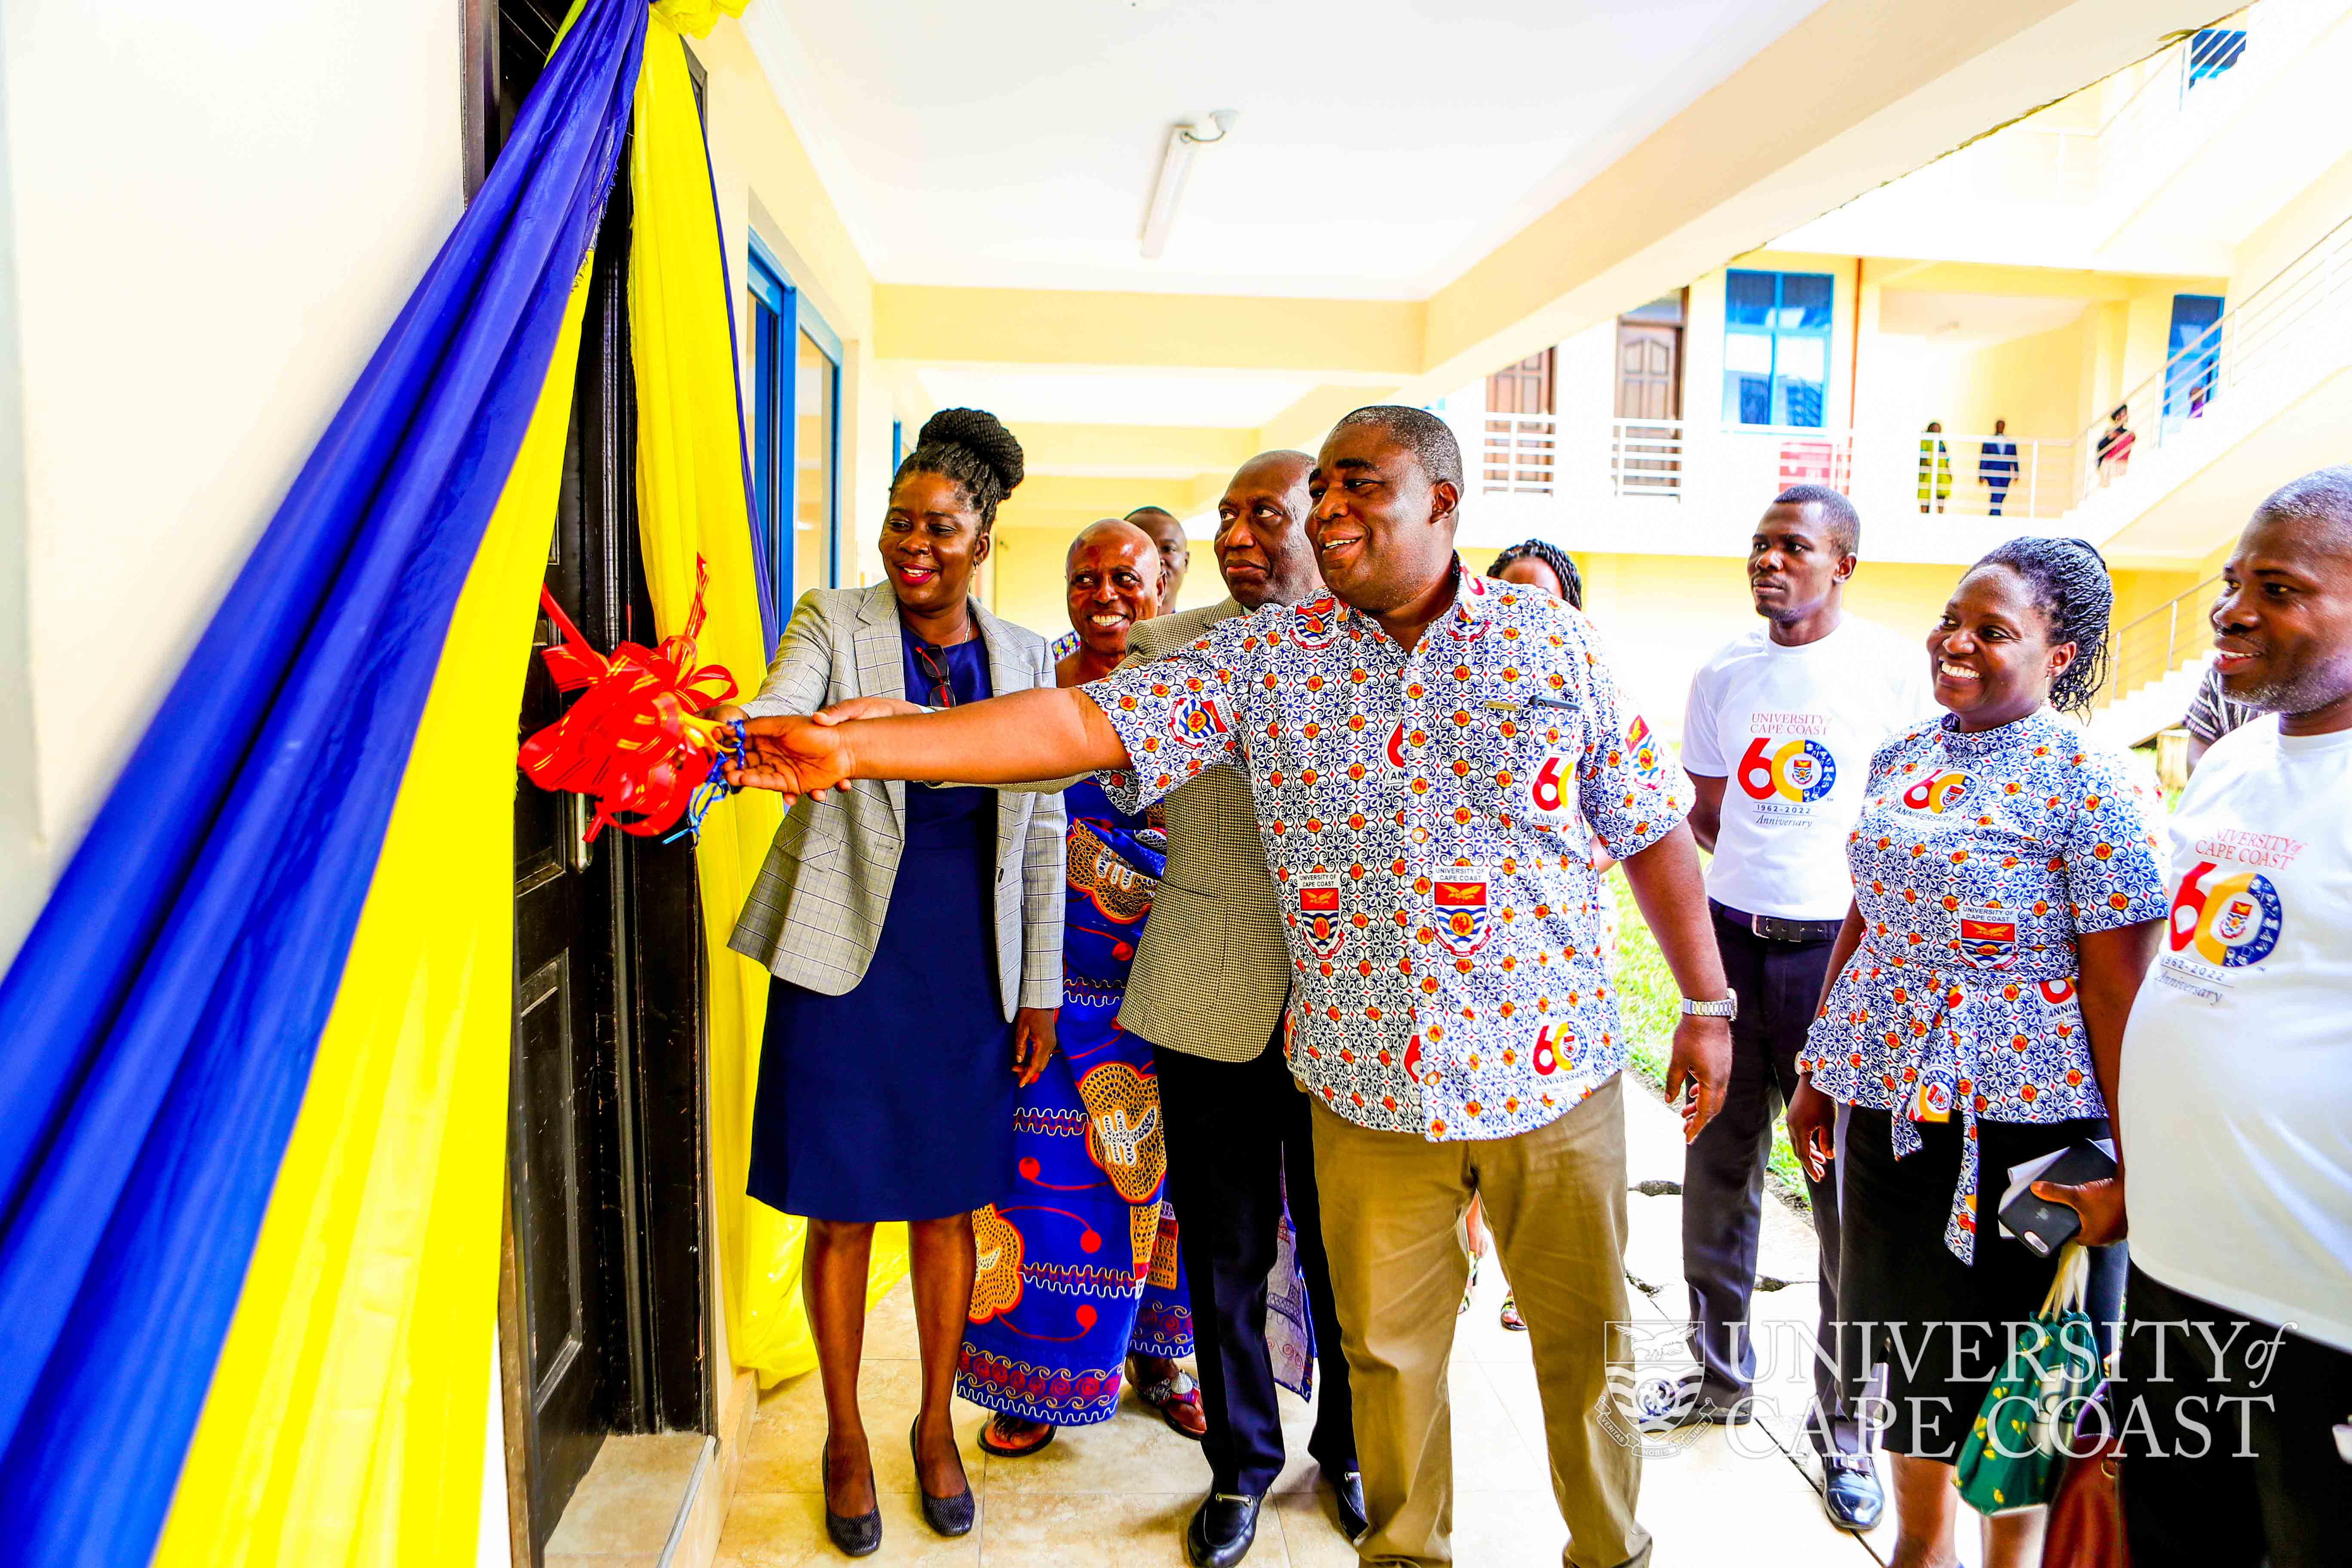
[1167,691,1231,748]
[1297,872,1345,958]
[1433,875,1492,957]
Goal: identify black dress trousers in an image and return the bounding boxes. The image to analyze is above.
[1680,904,1860,1455]
[1155,1023,1356,1497]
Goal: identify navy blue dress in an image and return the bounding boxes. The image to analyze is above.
[747,631,1017,1222]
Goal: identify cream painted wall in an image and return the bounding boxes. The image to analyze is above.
[2228,145,2352,302]
[0,0,460,959]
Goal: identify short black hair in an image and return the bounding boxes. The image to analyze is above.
[1970,536,2114,716]
[2251,465,2352,556]
[1330,405,1463,491]
[1486,539,1583,608]
[1770,483,1861,557]
[893,407,1024,531]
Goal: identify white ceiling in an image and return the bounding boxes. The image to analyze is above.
[738,0,1829,300]
[1875,290,2090,348]
[915,367,1319,429]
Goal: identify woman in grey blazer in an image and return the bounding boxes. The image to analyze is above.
[721,410,1063,1555]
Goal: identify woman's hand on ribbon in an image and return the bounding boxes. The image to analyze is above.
[813,696,925,724]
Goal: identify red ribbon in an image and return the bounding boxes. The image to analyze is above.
[518,557,740,842]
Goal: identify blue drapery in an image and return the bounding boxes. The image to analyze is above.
[0,1,643,1559]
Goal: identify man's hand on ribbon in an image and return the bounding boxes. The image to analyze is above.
[723,714,856,802]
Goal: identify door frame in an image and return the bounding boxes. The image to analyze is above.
[469,2,716,1556]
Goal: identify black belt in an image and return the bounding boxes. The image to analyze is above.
[1711,900,1843,945]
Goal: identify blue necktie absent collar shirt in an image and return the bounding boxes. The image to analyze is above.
[1084,560,1691,1142]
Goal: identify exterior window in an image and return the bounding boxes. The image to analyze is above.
[2162,293,2224,425]
[747,240,842,622]
[1721,269,1832,428]
[2186,28,2246,89]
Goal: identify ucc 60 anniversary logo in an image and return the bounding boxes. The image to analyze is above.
[1739,735,1837,803]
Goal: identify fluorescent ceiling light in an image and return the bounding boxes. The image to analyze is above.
[1140,110,1236,260]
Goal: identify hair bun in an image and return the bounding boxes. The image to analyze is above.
[917,408,1024,496]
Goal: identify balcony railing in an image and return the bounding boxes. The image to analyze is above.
[1489,419,2066,520]
[1482,413,1558,493]
[1904,432,2077,521]
[2071,204,2352,499]
[2096,574,2221,716]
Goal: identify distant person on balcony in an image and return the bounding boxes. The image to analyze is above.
[1786,536,2166,1568]
[2098,404,2135,484]
[2182,659,2257,773]
[1129,505,1192,609]
[1917,422,1952,513]
[1486,537,1584,607]
[1674,484,1932,1534]
[2039,466,2352,1568]
[1977,419,2018,517]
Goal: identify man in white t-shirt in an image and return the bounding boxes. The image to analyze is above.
[1675,484,1932,1531]
[2045,467,2352,1566]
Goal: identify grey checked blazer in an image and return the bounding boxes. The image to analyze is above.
[725,582,1065,1018]
[1114,600,1291,1061]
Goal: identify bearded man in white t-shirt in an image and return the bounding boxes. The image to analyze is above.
[1673,484,1932,1532]
[2042,466,2352,1568]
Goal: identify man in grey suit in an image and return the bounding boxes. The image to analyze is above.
[1129,452,1362,1568]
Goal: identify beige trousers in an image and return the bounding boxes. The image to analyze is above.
[1311,1075,1649,1568]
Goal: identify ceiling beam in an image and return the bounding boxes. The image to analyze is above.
[875,284,1421,378]
[1402,0,2226,399]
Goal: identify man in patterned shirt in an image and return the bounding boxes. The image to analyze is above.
[731,407,1735,1568]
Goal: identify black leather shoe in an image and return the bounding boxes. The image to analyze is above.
[1186,1490,1264,1568]
[820,1449,881,1558]
[1330,1469,1368,1540]
[910,1418,976,1537]
[1822,1456,1884,1532]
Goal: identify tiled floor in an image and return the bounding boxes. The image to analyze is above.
[717,1084,1972,1566]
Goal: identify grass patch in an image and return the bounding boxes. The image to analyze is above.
[1604,869,1810,1210]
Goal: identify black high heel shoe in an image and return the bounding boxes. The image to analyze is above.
[910,1416,977,1537]
[820,1446,881,1557]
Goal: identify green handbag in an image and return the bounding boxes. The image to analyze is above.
[1956,1242,2103,1516]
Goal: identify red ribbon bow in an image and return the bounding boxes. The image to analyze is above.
[518,557,740,842]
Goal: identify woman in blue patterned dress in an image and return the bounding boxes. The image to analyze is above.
[958,520,1203,1456]
[1786,539,2168,1568]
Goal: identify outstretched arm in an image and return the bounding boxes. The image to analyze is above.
[726,685,1130,800]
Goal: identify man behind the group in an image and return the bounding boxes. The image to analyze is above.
[1123,451,1361,1567]
[2048,466,2352,1566]
[1676,484,1929,1531]
[1129,504,1192,608]
[728,406,1738,1568]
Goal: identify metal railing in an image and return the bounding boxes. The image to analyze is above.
[1901,432,2076,521]
[1481,413,1559,493]
[2097,574,2221,713]
[1610,420,1683,497]
[2073,205,2352,499]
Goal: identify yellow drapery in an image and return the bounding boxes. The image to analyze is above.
[151,268,593,1568]
[629,0,907,1383]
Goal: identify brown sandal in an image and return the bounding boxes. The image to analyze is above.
[977,1413,1056,1458]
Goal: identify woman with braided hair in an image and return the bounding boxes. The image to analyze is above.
[1486,536,1584,607]
[719,408,1064,1555]
[1784,536,2168,1567]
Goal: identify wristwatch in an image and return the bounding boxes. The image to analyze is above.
[1680,989,1738,1020]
